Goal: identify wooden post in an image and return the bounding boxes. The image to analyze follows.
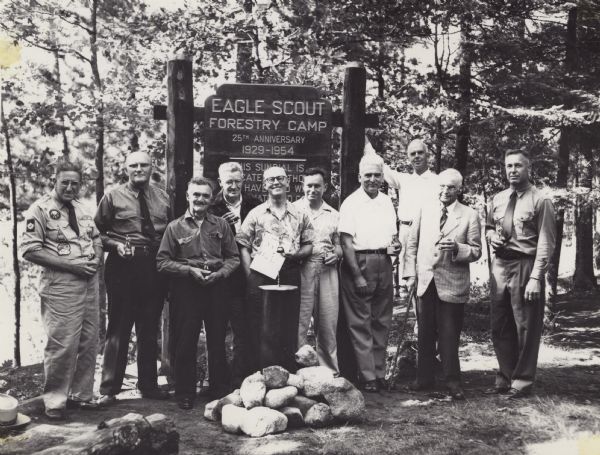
[161,55,194,377]
[340,62,366,200]
[337,62,366,381]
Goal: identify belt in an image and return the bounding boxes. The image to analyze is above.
[494,249,533,260]
[355,249,387,255]
[130,245,157,257]
[400,220,413,226]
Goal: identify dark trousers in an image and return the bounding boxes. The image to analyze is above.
[490,257,544,391]
[416,281,464,387]
[227,267,251,388]
[170,278,229,399]
[246,265,300,373]
[100,252,166,395]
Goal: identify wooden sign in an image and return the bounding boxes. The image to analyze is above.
[203,83,332,200]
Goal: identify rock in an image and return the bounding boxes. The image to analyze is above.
[297,366,336,397]
[295,344,319,367]
[204,400,220,421]
[264,386,298,408]
[324,386,366,422]
[240,407,288,437]
[0,379,7,391]
[290,396,319,416]
[211,389,243,417]
[240,372,267,409]
[304,403,334,428]
[221,404,248,434]
[263,366,290,389]
[286,373,304,390]
[328,377,354,392]
[280,406,304,428]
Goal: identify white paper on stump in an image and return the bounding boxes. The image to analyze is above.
[250,233,286,279]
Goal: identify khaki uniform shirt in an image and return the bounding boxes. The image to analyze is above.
[21,190,100,259]
[156,211,240,278]
[485,184,556,280]
[94,182,170,249]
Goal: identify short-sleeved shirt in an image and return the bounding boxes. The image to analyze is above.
[94,182,170,249]
[21,190,100,259]
[384,167,439,222]
[485,184,556,279]
[156,211,239,278]
[236,200,314,258]
[338,188,398,250]
[292,197,339,258]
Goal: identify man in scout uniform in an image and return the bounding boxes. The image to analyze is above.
[338,154,400,392]
[293,167,342,374]
[485,149,556,399]
[21,161,102,420]
[236,166,314,373]
[157,177,240,409]
[95,151,170,405]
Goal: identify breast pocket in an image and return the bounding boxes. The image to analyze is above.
[114,209,139,232]
[46,221,71,242]
[205,230,223,257]
[515,211,535,238]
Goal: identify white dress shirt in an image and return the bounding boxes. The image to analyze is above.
[384,166,439,223]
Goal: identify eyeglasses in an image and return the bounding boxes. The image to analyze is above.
[264,175,287,184]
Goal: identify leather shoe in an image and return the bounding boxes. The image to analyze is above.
[66,399,100,410]
[45,408,66,420]
[483,386,510,395]
[504,388,531,400]
[96,394,117,406]
[448,387,465,400]
[178,397,194,410]
[140,389,170,400]
[361,380,380,393]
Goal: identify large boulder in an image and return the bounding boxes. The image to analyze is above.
[204,400,220,421]
[262,366,290,389]
[286,373,304,390]
[304,403,334,428]
[324,386,366,422]
[295,345,319,367]
[221,404,248,434]
[240,407,288,438]
[280,406,305,428]
[264,386,298,409]
[215,389,243,414]
[297,366,336,397]
[289,396,319,416]
[240,372,267,409]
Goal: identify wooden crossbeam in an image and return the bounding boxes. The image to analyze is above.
[153,105,379,128]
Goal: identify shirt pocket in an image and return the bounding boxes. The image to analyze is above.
[515,211,535,238]
[46,220,71,242]
[205,229,223,257]
[114,208,140,232]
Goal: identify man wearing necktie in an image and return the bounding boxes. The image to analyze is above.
[485,149,556,399]
[404,169,481,400]
[21,161,102,419]
[94,151,171,405]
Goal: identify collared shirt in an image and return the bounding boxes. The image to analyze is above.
[338,188,398,250]
[94,182,170,249]
[21,190,100,259]
[486,184,556,279]
[236,200,314,258]
[292,197,339,257]
[156,211,239,278]
[384,166,439,222]
[225,196,242,232]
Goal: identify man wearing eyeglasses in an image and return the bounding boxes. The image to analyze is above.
[236,166,314,372]
[210,162,260,387]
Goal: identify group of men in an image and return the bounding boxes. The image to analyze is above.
[21,138,555,419]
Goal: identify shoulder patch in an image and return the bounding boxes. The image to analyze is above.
[49,209,61,220]
[26,219,36,232]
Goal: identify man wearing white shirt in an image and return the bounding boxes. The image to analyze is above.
[339,154,400,392]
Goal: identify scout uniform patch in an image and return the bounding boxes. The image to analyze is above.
[49,209,61,220]
[57,243,71,256]
[26,219,35,232]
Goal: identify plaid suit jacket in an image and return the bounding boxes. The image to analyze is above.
[403,200,482,303]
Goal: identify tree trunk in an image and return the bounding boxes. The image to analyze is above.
[454,16,472,175]
[53,48,70,159]
[572,128,596,290]
[1,81,21,367]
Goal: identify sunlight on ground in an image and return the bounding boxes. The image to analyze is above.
[238,438,306,455]
[527,433,600,455]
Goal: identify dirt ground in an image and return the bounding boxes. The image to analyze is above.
[1,291,599,455]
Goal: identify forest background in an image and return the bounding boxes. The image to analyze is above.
[0,0,599,367]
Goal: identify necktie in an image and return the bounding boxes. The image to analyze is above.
[138,189,157,238]
[501,191,518,240]
[64,201,80,237]
[440,206,448,231]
